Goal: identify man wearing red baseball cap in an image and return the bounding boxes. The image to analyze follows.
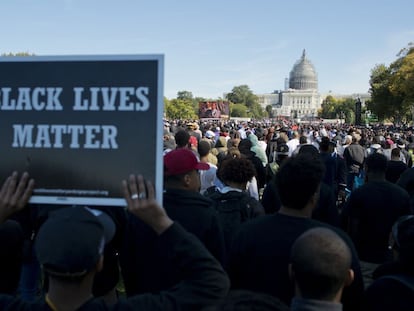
[164,148,210,178]
[120,148,226,297]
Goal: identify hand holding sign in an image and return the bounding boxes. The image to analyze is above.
[0,172,34,223]
[122,174,172,235]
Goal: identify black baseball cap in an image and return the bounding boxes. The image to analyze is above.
[35,206,115,277]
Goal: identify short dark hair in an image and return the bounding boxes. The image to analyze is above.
[365,152,387,174]
[319,137,331,152]
[275,153,325,210]
[290,227,352,300]
[299,135,308,144]
[198,140,212,157]
[175,130,190,148]
[391,147,400,158]
[238,139,252,154]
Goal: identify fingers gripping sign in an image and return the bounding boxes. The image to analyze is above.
[0,171,35,223]
[122,174,173,235]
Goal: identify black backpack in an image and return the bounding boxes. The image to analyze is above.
[206,189,253,249]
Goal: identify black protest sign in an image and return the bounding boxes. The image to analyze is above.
[0,55,164,206]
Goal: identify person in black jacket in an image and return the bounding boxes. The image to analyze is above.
[0,173,230,310]
[227,153,364,310]
[206,156,264,254]
[0,172,34,295]
[364,215,414,311]
[261,144,340,227]
[120,148,226,297]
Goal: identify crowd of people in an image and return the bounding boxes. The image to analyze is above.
[1,118,414,310]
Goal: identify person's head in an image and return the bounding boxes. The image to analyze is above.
[297,144,319,158]
[35,207,115,285]
[276,143,289,162]
[202,290,289,311]
[205,130,216,140]
[396,139,406,150]
[275,153,324,211]
[365,152,387,180]
[299,135,308,145]
[198,139,212,159]
[175,129,191,148]
[277,132,289,144]
[163,129,176,148]
[290,227,354,302]
[391,147,401,160]
[389,215,414,272]
[319,137,331,153]
[215,136,227,149]
[217,157,256,190]
[164,148,209,191]
[238,139,252,155]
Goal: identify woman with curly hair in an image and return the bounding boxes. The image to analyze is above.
[206,156,264,254]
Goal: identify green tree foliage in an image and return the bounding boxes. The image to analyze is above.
[369,43,414,123]
[368,64,401,121]
[164,97,197,120]
[176,90,193,101]
[230,103,248,117]
[226,85,264,118]
[390,44,414,109]
[320,95,338,118]
[320,95,356,123]
[249,102,266,119]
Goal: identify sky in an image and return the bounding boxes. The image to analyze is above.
[1,0,413,99]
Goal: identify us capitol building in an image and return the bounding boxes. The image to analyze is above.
[258,50,369,120]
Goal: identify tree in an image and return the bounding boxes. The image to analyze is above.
[249,102,265,119]
[390,44,414,113]
[175,91,209,117]
[230,103,248,117]
[320,96,356,124]
[226,85,259,108]
[164,98,197,120]
[176,90,193,102]
[226,85,263,118]
[368,64,403,122]
[368,43,414,123]
[320,95,338,119]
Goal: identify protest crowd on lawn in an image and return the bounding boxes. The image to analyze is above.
[2,117,414,310]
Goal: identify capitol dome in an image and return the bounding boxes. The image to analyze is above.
[289,49,318,90]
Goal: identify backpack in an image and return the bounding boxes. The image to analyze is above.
[206,189,254,249]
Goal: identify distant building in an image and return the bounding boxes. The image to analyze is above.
[258,50,369,120]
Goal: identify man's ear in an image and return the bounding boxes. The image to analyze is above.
[344,269,354,287]
[183,173,192,187]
